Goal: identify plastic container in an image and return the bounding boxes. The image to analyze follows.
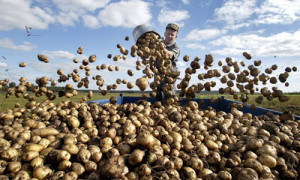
[89,94,300,120]
[132,24,160,43]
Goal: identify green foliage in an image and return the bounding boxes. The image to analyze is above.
[0,91,299,116]
[9,82,16,88]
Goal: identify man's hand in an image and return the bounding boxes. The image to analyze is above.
[166,50,174,59]
[163,47,174,59]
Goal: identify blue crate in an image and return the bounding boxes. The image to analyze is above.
[89,94,300,120]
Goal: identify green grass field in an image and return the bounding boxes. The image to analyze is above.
[1,91,299,116]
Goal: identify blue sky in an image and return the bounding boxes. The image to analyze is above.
[0,0,299,92]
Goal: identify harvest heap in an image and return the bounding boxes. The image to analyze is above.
[0,32,299,179]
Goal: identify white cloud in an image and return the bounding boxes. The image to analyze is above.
[40,50,77,59]
[82,15,101,29]
[225,23,250,31]
[177,61,186,67]
[210,30,300,57]
[98,0,152,28]
[0,0,55,30]
[156,0,168,8]
[0,38,37,51]
[52,0,110,12]
[0,62,8,67]
[181,0,189,5]
[185,43,206,50]
[56,11,79,26]
[255,0,300,25]
[185,28,227,41]
[0,0,152,29]
[211,48,245,57]
[29,61,78,74]
[53,0,110,26]
[215,0,300,30]
[215,0,256,25]
[158,9,190,26]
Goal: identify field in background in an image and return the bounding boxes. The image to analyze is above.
[195,94,300,116]
[0,91,299,116]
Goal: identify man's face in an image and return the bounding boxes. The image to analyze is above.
[164,28,178,45]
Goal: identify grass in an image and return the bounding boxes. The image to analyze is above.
[1,91,299,116]
[194,93,300,116]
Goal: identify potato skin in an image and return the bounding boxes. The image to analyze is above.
[33,166,52,179]
[1,148,19,160]
[244,158,263,173]
[259,154,277,168]
[7,161,22,173]
[13,170,30,180]
[32,128,59,137]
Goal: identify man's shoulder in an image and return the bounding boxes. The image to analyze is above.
[173,42,179,48]
[167,42,179,49]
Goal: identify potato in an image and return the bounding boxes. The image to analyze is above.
[63,171,78,179]
[0,175,8,180]
[205,139,218,150]
[38,138,51,148]
[183,55,189,62]
[217,170,232,180]
[243,52,252,60]
[77,46,83,54]
[136,76,149,91]
[31,157,44,169]
[127,82,134,89]
[26,143,44,152]
[19,62,27,67]
[67,116,80,129]
[198,168,213,178]
[84,160,97,172]
[77,148,91,163]
[71,162,85,176]
[257,144,277,157]
[232,168,258,180]
[40,147,53,156]
[89,54,96,63]
[32,128,59,137]
[57,150,71,161]
[129,149,145,166]
[37,54,49,63]
[91,151,103,163]
[258,154,277,168]
[1,148,19,160]
[22,151,39,161]
[33,166,52,179]
[58,160,72,171]
[77,133,90,143]
[13,170,30,180]
[100,155,127,179]
[231,108,243,118]
[7,161,22,173]
[196,144,209,157]
[244,158,263,173]
[0,160,7,174]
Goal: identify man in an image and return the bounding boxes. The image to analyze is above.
[156,23,180,103]
[164,23,180,66]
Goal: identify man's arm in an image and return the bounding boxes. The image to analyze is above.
[168,43,180,63]
[165,43,180,62]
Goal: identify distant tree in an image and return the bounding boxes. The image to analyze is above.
[9,82,16,88]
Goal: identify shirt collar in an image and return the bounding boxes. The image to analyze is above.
[163,38,175,47]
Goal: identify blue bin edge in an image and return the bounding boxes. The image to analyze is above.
[88,94,300,120]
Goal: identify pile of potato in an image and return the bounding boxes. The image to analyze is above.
[0,97,299,179]
[0,31,299,179]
